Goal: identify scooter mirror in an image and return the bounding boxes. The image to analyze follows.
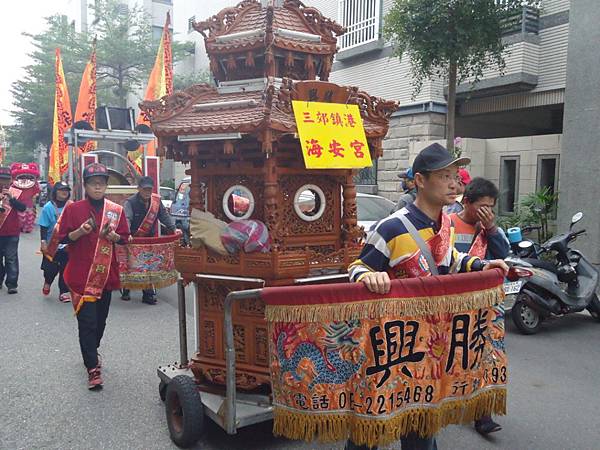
[518,241,533,249]
[571,212,583,225]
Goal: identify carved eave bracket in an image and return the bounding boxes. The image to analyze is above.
[192,0,259,38]
[139,83,218,125]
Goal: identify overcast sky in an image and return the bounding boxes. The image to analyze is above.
[0,0,232,126]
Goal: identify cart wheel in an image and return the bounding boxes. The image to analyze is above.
[159,380,167,402]
[165,375,204,448]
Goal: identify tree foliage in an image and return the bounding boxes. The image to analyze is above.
[384,0,540,149]
[10,15,87,152]
[90,0,192,106]
[173,69,213,91]
[9,0,193,158]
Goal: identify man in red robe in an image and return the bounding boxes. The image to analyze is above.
[121,176,176,304]
[55,163,130,390]
[0,166,27,293]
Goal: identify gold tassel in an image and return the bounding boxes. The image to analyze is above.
[285,51,295,68]
[245,51,255,68]
[305,54,315,78]
[273,388,506,448]
[226,55,237,71]
[266,286,504,323]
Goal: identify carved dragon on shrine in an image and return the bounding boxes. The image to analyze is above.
[192,0,259,38]
[284,0,346,40]
[349,91,399,125]
[139,83,217,123]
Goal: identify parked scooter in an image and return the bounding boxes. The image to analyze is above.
[507,225,542,258]
[504,212,600,334]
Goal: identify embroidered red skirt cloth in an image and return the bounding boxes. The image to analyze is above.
[117,234,179,290]
[261,269,507,447]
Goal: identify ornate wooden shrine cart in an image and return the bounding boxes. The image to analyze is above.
[140,0,396,446]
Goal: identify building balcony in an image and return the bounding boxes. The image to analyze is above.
[452,7,541,99]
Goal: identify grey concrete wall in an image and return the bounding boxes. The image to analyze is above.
[377,113,446,202]
[557,0,600,264]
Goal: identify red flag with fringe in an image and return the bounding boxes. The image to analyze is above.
[48,48,72,185]
[74,41,97,154]
[130,12,173,173]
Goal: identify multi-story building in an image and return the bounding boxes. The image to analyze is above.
[306,0,569,214]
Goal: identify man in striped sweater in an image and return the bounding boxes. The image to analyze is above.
[346,143,508,450]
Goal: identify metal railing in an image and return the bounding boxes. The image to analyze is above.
[337,0,381,50]
[501,6,540,36]
[354,161,378,185]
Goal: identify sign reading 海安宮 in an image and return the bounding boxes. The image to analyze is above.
[292,101,372,169]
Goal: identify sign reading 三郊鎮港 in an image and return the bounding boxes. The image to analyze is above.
[292,100,372,169]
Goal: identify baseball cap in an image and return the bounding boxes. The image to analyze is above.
[83,163,109,181]
[0,167,11,178]
[138,176,154,189]
[54,181,71,191]
[412,143,470,175]
[397,168,414,180]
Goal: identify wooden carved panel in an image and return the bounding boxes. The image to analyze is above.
[279,174,340,236]
[255,327,268,365]
[233,324,247,363]
[212,175,265,223]
[201,319,216,357]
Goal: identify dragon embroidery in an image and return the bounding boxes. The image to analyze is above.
[274,322,365,389]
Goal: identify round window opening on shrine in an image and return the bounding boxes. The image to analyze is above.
[294,184,326,222]
[223,185,255,221]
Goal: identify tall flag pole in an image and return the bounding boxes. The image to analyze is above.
[74,39,97,154]
[131,11,173,173]
[48,48,72,185]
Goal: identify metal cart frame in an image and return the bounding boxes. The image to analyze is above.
[158,273,348,437]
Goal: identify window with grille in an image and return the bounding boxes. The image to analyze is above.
[337,0,381,51]
[354,161,378,185]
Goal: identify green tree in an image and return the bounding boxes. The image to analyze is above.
[384,0,540,152]
[10,15,87,154]
[173,69,213,91]
[91,0,193,107]
[10,0,193,160]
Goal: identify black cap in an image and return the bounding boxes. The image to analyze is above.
[54,182,71,191]
[83,163,109,181]
[138,176,154,188]
[0,166,11,178]
[412,143,470,175]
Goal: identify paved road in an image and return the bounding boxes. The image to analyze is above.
[2,232,600,450]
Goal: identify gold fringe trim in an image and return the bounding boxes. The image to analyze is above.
[120,272,178,290]
[266,286,504,322]
[120,278,178,290]
[273,388,506,448]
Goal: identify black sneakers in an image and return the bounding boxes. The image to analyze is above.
[142,295,157,305]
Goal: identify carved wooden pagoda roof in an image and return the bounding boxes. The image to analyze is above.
[193,0,345,56]
[139,79,398,141]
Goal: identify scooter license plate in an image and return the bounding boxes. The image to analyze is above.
[503,280,523,295]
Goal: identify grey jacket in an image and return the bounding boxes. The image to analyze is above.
[393,190,417,212]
